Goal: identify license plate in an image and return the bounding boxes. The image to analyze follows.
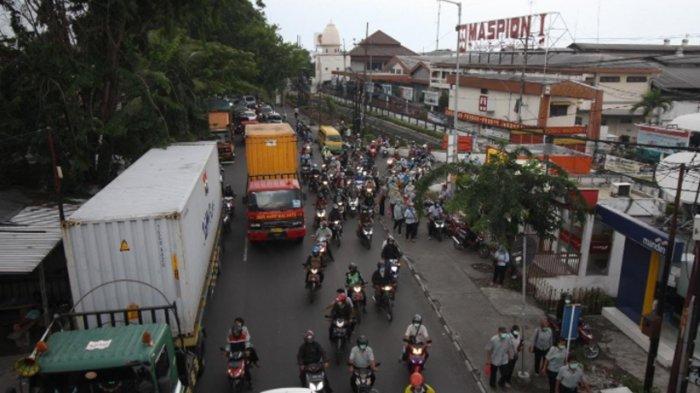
[271,228,284,233]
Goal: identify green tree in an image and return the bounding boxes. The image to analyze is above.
[630,88,673,124]
[416,147,587,247]
[438,90,449,111]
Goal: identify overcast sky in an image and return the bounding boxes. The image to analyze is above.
[264,0,699,53]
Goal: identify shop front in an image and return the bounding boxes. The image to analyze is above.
[596,205,684,326]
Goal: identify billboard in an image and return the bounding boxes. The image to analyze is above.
[381,84,392,95]
[636,124,689,155]
[457,13,547,52]
[399,86,414,101]
[424,90,440,106]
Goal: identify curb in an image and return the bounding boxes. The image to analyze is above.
[379,219,488,393]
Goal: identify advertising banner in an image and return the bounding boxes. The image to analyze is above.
[457,13,548,51]
[604,155,642,176]
[424,90,440,106]
[399,86,414,101]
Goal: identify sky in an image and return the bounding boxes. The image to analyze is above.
[263,0,700,53]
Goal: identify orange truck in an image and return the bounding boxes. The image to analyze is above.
[208,110,235,161]
[245,123,305,242]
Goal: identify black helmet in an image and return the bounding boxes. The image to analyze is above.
[357,335,369,347]
[349,263,358,272]
[412,314,423,324]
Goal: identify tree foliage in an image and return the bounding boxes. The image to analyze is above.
[0,0,310,191]
[415,147,588,247]
[630,88,673,124]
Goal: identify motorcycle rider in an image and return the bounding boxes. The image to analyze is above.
[403,314,432,361]
[304,247,325,286]
[348,335,377,390]
[356,207,374,238]
[229,317,259,365]
[345,263,366,311]
[314,221,335,262]
[226,324,253,388]
[371,262,395,301]
[381,235,402,261]
[404,372,436,393]
[329,203,343,224]
[297,330,332,392]
[427,200,445,239]
[329,156,341,173]
[224,185,236,198]
[329,292,354,339]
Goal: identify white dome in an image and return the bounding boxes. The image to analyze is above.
[671,113,700,132]
[319,23,340,47]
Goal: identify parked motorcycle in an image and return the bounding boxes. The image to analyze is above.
[304,363,328,393]
[546,313,600,359]
[375,283,395,321]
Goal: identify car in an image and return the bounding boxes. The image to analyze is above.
[236,109,257,122]
[243,95,256,109]
[265,112,284,123]
[258,104,274,120]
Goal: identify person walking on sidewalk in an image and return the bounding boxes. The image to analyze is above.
[530,318,554,375]
[393,200,405,234]
[404,202,419,242]
[503,325,523,387]
[541,338,567,393]
[485,326,514,389]
[492,245,510,286]
[556,356,590,393]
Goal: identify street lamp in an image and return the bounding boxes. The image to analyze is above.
[438,0,462,164]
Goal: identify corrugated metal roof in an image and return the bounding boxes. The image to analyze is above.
[68,141,216,222]
[0,203,80,274]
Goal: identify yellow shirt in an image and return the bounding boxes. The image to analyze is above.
[404,385,436,393]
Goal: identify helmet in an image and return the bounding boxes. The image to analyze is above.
[410,372,424,386]
[348,263,358,272]
[387,235,395,243]
[336,293,347,303]
[311,245,320,256]
[320,220,328,228]
[333,203,338,209]
[412,314,423,324]
[377,261,384,269]
[304,330,315,343]
[313,164,318,169]
[357,335,369,347]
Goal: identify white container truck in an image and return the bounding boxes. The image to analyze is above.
[62,142,221,346]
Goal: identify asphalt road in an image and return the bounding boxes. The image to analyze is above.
[196,128,478,393]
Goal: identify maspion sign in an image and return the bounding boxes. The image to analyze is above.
[458,13,547,51]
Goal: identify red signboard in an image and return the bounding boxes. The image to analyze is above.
[458,13,547,51]
[478,95,488,112]
[559,229,582,251]
[441,135,473,153]
[445,109,522,130]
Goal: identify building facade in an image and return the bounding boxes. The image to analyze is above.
[312,22,347,91]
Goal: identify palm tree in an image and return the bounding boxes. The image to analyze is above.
[630,88,673,124]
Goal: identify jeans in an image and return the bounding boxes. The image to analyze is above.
[379,196,386,216]
[405,222,418,240]
[533,348,549,374]
[504,356,517,383]
[489,363,508,388]
[393,218,404,234]
[546,370,558,393]
[493,264,507,285]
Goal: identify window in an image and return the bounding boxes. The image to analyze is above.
[599,76,621,83]
[549,104,569,117]
[584,77,596,86]
[626,76,648,83]
[620,117,633,124]
[480,88,489,94]
[575,116,583,125]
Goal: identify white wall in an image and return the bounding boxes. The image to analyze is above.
[547,98,581,127]
[314,54,346,84]
[596,75,651,106]
[449,86,542,126]
[660,101,700,124]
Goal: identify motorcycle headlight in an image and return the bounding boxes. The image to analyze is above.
[382,285,393,291]
[333,220,340,225]
[391,266,398,272]
[353,286,362,292]
[310,268,318,274]
[412,347,423,355]
[363,229,373,235]
[322,180,328,185]
[336,320,345,327]
[338,202,344,206]
[311,381,324,391]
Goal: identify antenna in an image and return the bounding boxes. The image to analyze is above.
[436,0,442,51]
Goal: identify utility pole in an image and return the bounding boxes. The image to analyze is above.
[668,224,700,393]
[644,163,685,392]
[435,0,442,51]
[46,127,65,223]
[361,22,369,138]
[438,0,461,164]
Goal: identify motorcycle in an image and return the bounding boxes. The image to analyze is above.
[429,215,447,242]
[348,284,366,323]
[314,207,327,229]
[375,283,395,321]
[331,219,343,247]
[315,238,331,265]
[546,313,600,359]
[304,363,328,393]
[310,173,321,193]
[301,163,311,184]
[302,142,313,157]
[348,197,359,217]
[329,318,350,365]
[305,264,323,303]
[358,221,373,250]
[336,200,347,219]
[223,196,234,233]
[219,343,251,391]
[387,258,401,283]
[405,340,428,374]
[351,365,379,393]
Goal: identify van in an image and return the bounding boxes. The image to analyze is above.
[318,125,343,153]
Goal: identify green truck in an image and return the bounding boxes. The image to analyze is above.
[13,304,202,393]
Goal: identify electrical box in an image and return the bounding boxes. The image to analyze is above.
[611,182,631,197]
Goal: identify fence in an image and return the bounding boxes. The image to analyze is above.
[524,274,610,315]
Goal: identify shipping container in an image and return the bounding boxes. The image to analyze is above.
[245,123,298,178]
[62,142,221,339]
[208,111,230,131]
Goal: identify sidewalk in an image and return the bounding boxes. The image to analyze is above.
[383,216,678,392]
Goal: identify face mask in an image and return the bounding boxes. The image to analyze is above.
[569,362,579,370]
[359,344,367,350]
[512,330,519,337]
[500,333,509,340]
[558,344,566,350]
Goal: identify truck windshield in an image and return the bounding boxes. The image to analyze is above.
[35,365,154,393]
[249,189,302,211]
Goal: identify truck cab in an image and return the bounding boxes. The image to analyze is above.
[246,178,305,241]
[27,324,186,393]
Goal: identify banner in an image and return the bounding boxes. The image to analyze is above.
[381,84,392,95]
[457,13,548,52]
[427,111,447,125]
[604,155,642,176]
[399,86,414,101]
[424,90,440,106]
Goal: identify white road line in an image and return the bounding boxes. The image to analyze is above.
[243,240,248,262]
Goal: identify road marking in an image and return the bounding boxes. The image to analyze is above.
[243,240,248,262]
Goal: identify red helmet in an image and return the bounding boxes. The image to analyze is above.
[410,372,424,386]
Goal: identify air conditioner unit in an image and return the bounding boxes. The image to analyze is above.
[611,182,631,197]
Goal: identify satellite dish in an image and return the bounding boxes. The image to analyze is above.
[655,152,700,204]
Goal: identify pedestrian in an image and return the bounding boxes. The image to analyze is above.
[556,356,590,393]
[492,245,509,286]
[404,202,419,241]
[388,182,401,217]
[530,318,554,375]
[485,326,514,389]
[378,182,387,216]
[393,200,405,234]
[541,338,567,393]
[503,324,523,387]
